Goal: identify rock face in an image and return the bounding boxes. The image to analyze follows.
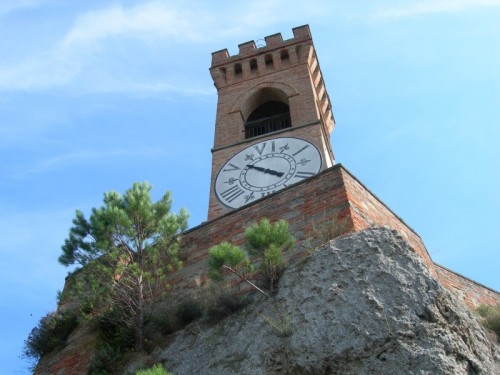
[148,227,498,375]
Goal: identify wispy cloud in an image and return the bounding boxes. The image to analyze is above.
[14,148,166,177]
[0,0,331,93]
[0,0,43,16]
[375,0,500,19]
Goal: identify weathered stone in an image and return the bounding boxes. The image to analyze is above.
[147,228,499,375]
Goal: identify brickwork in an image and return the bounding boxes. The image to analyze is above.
[47,164,500,374]
[173,165,434,295]
[435,264,500,308]
[339,168,437,277]
[34,324,96,375]
[208,25,335,220]
[174,165,499,308]
[178,164,352,294]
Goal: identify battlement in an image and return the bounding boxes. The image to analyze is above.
[211,25,312,67]
[209,25,334,136]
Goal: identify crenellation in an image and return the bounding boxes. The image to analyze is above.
[211,48,230,66]
[238,40,256,55]
[292,24,311,38]
[210,26,312,68]
[264,32,283,47]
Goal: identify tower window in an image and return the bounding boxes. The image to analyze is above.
[250,59,258,71]
[265,54,274,68]
[245,101,291,139]
[280,49,289,61]
[234,63,242,75]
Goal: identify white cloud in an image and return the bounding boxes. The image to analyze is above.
[18,148,167,176]
[0,0,43,16]
[375,0,500,19]
[0,0,332,93]
[61,2,210,48]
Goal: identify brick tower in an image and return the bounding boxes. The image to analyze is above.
[208,25,335,220]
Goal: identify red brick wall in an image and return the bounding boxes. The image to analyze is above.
[34,324,96,375]
[45,164,499,374]
[435,264,500,308]
[339,168,437,277]
[178,164,353,292]
[178,165,500,309]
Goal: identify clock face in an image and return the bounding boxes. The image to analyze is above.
[215,137,322,209]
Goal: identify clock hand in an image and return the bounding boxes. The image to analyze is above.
[246,165,284,177]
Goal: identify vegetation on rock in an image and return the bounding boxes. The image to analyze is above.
[58,182,189,351]
[208,218,295,295]
[476,304,500,342]
[23,311,78,363]
[136,363,172,375]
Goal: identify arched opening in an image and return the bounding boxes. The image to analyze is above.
[245,100,291,139]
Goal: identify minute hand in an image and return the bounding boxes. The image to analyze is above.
[246,164,284,177]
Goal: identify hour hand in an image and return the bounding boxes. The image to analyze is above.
[246,164,284,177]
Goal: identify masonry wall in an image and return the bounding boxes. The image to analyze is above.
[175,165,499,308]
[340,168,437,277]
[174,164,436,294]
[175,164,353,293]
[41,164,500,374]
[435,264,500,308]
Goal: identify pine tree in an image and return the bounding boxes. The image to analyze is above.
[59,182,189,351]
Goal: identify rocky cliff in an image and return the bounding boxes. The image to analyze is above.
[126,227,499,374]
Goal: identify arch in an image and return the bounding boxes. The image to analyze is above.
[244,100,291,138]
[230,81,298,120]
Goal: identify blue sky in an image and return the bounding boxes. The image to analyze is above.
[0,0,498,373]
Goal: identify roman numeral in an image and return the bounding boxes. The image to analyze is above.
[223,163,240,172]
[220,185,245,203]
[271,141,276,152]
[254,142,266,156]
[292,145,309,156]
[295,171,315,179]
[261,190,276,197]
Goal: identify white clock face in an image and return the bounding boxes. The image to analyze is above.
[215,137,322,209]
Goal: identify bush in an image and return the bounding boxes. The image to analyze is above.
[245,219,295,292]
[95,306,135,349]
[88,343,123,374]
[208,242,251,281]
[476,304,500,342]
[88,307,135,374]
[136,363,172,375]
[23,311,78,360]
[205,284,249,321]
[315,213,350,242]
[175,298,204,326]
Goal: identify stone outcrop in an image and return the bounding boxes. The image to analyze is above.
[138,227,499,375]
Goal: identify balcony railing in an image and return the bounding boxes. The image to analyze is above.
[245,113,291,139]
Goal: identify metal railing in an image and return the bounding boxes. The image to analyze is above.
[245,113,291,139]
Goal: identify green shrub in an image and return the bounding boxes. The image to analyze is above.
[96,306,134,349]
[205,284,249,321]
[88,343,123,374]
[245,218,295,292]
[88,306,135,374]
[136,363,172,375]
[208,242,251,281]
[175,298,204,326]
[476,304,500,342]
[23,311,78,360]
[315,213,350,242]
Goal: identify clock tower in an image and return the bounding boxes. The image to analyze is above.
[208,25,335,219]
